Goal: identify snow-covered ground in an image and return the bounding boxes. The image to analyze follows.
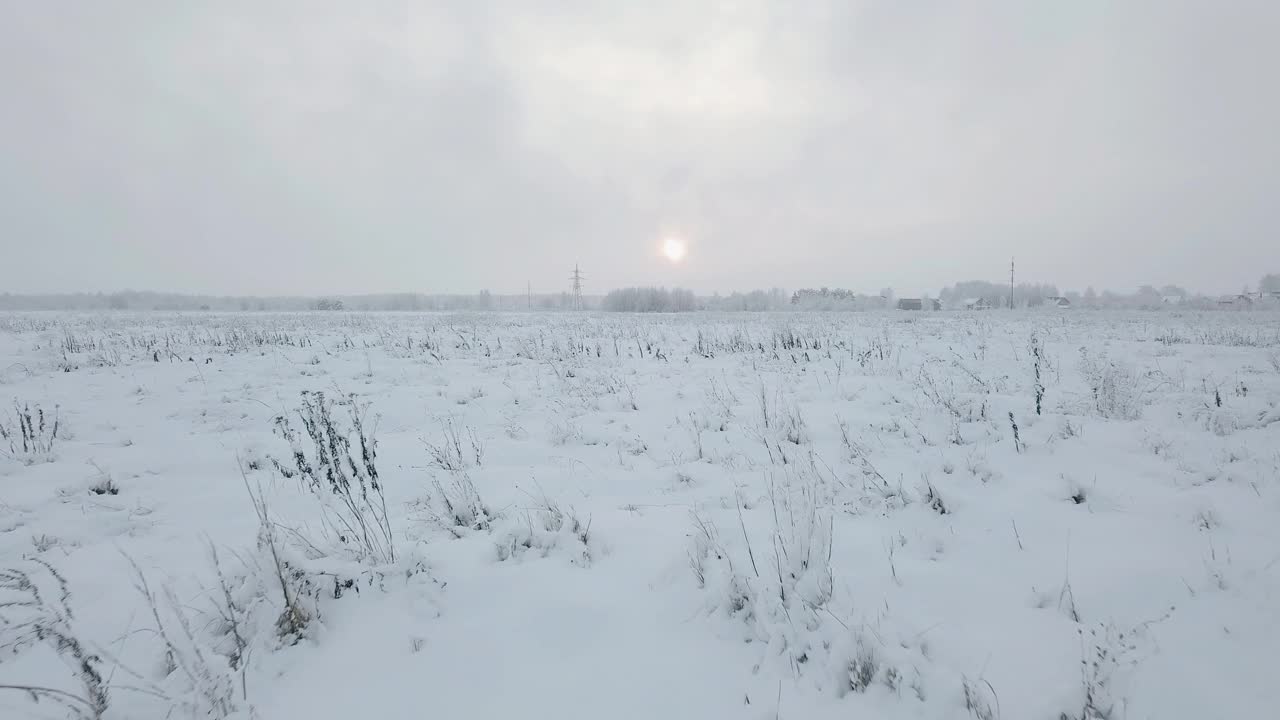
[2,311,1278,719]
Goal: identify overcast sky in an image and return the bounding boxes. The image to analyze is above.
[2,1,1276,297]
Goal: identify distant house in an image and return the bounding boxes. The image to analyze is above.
[1045,296,1072,309]
[897,298,939,311]
[963,297,994,311]
[1161,295,1184,306]
[1219,295,1254,308]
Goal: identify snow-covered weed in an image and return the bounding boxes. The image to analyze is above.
[1061,621,1144,720]
[766,469,834,610]
[269,391,395,565]
[547,416,582,446]
[496,494,594,567]
[87,461,119,496]
[0,401,59,464]
[755,384,808,464]
[129,557,241,719]
[238,465,434,647]
[703,376,738,424]
[0,560,109,719]
[916,364,970,419]
[689,465,834,672]
[1078,349,1144,420]
[427,474,498,536]
[424,417,484,472]
[962,676,1000,720]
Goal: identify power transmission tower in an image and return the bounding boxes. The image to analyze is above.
[1009,257,1016,310]
[569,264,584,310]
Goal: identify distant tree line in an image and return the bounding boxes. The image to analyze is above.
[701,289,790,312]
[937,281,1062,309]
[933,276,1280,310]
[784,288,892,311]
[601,287,698,312]
[2,272,1276,312]
[0,290,599,312]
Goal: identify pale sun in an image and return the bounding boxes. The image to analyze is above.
[662,237,688,263]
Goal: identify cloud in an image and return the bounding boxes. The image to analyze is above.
[1,1,1276,295]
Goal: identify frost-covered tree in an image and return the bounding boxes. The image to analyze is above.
[602,287,698,312]
[705,289,788,311]
[789,288,887,311]
[1135,285,1163,308]
[938,280,1028,308]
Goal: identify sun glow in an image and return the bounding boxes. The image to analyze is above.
[662,237,687,263]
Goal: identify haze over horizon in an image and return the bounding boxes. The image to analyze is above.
[3,1,1277,298]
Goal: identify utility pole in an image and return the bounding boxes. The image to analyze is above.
[570,264,584,311]
[527,281,532,310]
[1010,257,1015,310]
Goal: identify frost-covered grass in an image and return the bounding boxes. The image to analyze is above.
[1,310,1278,719]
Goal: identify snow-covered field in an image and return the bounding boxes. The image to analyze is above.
[2,311,1278,719]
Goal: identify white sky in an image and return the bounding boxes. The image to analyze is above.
[2,1,1277,296]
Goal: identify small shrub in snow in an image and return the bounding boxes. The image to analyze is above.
[766,471,834,609]
[0,560,109,720]
[1030,332,1046,415]
[1193,507,1219,531]
[1057,417,1081,440]
[916,365,971,420]
[547,417,582,446]
[1206,408,1239,436]
[87,462,118,496]
[845,634,881,694]
[270,391,395,565]
[428,475,498,536]
[689,465,834,671]
[30,533,61,554]
[1078,350,1143,420]
[0,401,59,464]
[965,452,998,484]
[962,676,999,720]
[88,477,119,496]
[240,471,314,643]
[238,465,435,650]
[424,418,484,471]
[1062,622,1143,720]
[496,494,593,566]
[922,479,949,515]
[756,385,808,463]
[128,557,240,718]
[703,377,737,423]
[837,417,903,506]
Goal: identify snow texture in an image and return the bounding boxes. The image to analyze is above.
[2,310,1278,719]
